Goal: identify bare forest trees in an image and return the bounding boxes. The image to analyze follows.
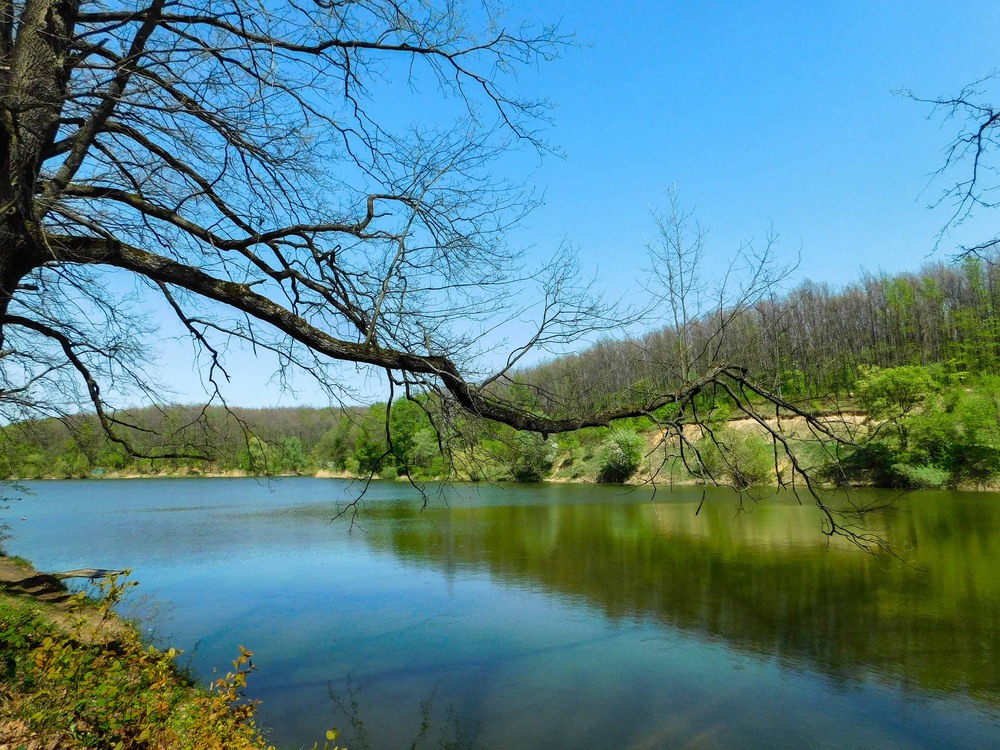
[523,259,1000,410]
[643,187,794,389]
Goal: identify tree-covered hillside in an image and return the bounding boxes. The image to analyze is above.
[4,257,1000,490]
[516,256,1000,416]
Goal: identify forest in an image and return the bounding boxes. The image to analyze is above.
[4,254,1000,491]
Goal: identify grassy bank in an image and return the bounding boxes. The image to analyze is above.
[0,558,277,750]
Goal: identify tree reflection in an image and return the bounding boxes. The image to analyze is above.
[364,489,1000,704]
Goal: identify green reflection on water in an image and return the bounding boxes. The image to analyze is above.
[359,487,1000,705]
[11,479,1000,748]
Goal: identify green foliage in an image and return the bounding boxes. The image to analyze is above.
[856,365,936,418]
[0,405,369,478]
[313,416,358,471]
[4,315,1000,492]
[279,436,308,474]
[0,572,275,750]
[0,593,44,680]
[354,428,388,475]
[856,365,937,451]
[472,424,556,482]
[409,428,446,477]
[598,429,644,483]
[697,429,774,489]
[387,399,427,471]
[853,374,1000,487]
[779,368,807,397]
[354,406,389,475]
[97,442,130,471]
[50,438,91,478]
[890,463,950,489]
[239,436,275,474]
[510,433,556,482]
[350,399,439,477]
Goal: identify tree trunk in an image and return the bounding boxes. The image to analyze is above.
[0,231,38,350]
[0,0,80,349]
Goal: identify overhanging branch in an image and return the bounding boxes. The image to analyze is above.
[50,232,791,434]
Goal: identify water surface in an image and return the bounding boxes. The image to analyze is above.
[4,479,999,749]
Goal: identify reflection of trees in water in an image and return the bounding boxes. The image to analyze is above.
[366,494,1000,704]
[329,678,487,750]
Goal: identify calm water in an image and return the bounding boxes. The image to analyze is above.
[3,478,999,749]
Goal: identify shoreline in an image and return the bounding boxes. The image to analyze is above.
[8,470,1000,493]
[0,555,275,749]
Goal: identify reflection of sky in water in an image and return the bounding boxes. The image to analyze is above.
[4,479,1000,749]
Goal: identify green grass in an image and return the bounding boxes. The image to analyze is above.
[0,573,280,750]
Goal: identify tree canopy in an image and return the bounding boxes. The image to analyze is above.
[0,1,792,439]
[0,0,929,547]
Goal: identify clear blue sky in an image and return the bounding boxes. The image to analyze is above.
[513,0,1000,287]
[153,1,1000,407]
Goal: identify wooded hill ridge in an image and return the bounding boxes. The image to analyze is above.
[4,256,1000,490]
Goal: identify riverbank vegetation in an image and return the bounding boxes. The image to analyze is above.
[0,565,276,750]
[3,256,1000,490]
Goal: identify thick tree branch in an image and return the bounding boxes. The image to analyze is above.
[48,232,781,434]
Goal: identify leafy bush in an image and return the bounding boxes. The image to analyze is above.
[864,380,1000,486]
[354,427,388,474]
[856,365,937,451]
[598,429,644,483]
[855,365,936,418]
[279,436,308,474]
[511,433,556,482]
[239,436,276,474]
[410,429,445,476]
[697,429,774,489]
[469,427,556,482]
[0,572,275,750]
[890,463,950,489]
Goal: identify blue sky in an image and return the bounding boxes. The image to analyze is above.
[511,0,1000,287]
[151,1,1000,407]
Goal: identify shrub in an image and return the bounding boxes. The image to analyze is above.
[696,429,774,489]
[0,572,274,750]
[354,429,388,474]
[511,433,556,482]
[856,365,936,451]
[855,365,936,418]
[886,384,1000,485]
[598,429,644,483]
[890,463,950,489]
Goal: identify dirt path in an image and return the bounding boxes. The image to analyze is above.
[0,557,129,643]
[0,558,75,604]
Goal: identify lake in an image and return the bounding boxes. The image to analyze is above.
[3,478,999,749]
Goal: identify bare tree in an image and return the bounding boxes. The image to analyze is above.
[0,0,884,544]
[642,187,795,386]
[910,73,1000,257]
[0,0,604,439]
[643,187,708,383]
